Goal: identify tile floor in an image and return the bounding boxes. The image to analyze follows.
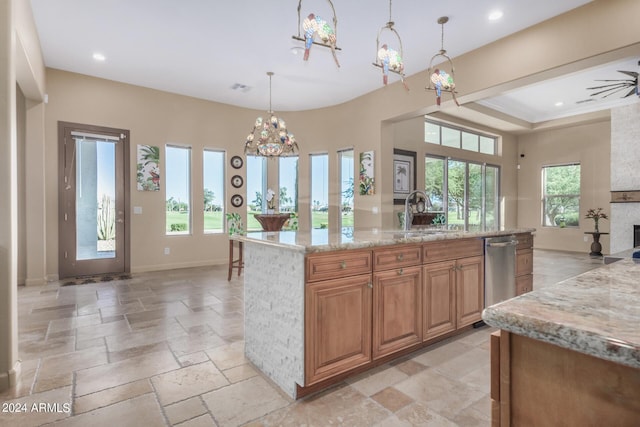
[0,249,603,427]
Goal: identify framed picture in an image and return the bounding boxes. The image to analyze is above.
[136,144,160,191]
[359,151,375,195]
[393,149,416,204]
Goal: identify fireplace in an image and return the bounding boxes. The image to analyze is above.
[635,225,640,248]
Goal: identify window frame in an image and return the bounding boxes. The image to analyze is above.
[203,148,225,234]
[541,163,581,228]
[165,144,192,235]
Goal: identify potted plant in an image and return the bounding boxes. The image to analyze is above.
[585,208,608,233]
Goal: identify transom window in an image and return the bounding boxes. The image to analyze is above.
[425,118,497,155]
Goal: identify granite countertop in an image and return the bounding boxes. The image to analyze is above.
[233,227,535,253]
[483,258,640,369]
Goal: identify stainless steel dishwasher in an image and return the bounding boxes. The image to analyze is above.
[484,235,518,307]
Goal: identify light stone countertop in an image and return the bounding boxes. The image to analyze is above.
[483,258,640,369]
[233,228,536,253]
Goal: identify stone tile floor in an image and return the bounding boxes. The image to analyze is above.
[0,249,603,426]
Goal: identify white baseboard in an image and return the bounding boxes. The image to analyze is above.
[0,360,21,392]
[24,277,47,286]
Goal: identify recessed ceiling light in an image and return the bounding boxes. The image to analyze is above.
[92,53,106,61]
[488,10,503,21]
[554,101,564,107]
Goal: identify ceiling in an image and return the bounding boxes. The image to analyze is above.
[30,0,638,133]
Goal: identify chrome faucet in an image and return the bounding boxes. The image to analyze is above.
[403,190,432,231]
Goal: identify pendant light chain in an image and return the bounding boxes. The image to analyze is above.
[388,0,392,23]
[267,71,274,113]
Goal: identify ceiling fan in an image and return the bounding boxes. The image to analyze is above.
[587,60,639,99]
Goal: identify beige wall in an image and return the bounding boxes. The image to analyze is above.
[38,0,639,276]
[517,120,612,253]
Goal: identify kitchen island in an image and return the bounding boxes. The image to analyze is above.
[235,227,534,398]
[483,258,640,426]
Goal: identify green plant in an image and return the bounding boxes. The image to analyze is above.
[97,194,115,240]
[170,223,187,232]
[585,208,608,232]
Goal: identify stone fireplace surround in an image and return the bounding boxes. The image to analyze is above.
[610,103,640,253]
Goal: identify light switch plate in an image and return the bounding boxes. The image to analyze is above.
[133,206,143,214]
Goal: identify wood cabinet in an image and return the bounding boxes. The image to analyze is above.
[423,254,484,340]
[302,236,514,390]
[372,264,422,359]
[305,273,372,385]
[515,233,534,295]
[491,330,640,426]
[456,255,484,328]
[423,260,456,340]
[422,238,484,341]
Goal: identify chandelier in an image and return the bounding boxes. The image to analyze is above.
[372,0,408,90]
[426,17,460,106]
[244,72,299,157]
[292,0,341,67]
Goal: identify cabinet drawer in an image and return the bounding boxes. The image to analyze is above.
[516,249,533,276]
[306,250,372,283]
[516,274,533,295]
[516,233,533,250]
[373,245,422,271]
[423,238,483,263]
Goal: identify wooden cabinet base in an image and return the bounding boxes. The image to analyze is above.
[298,324,477,399]
[491,331,640,426]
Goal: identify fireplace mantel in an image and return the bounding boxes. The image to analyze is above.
[610,190,640,203]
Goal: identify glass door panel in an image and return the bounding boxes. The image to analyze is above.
[484,165,499,230]
[76,138,117,260]
[467,163,483,232]
[447,160,466,228]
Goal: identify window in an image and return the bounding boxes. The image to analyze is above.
[203,149,224,233]
[310,154,329,229]
[339,149,354,231]
[424,118,497,155]
[166,145,191,234]
[425,155,500,231]
[246,156,266,231]
[542,163,581,227]
[279,156,299,230]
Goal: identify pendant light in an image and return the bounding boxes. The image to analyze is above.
[244,72,299,157]
[292,0,341,67]
[373,0,408,90]
[426,17,460,106]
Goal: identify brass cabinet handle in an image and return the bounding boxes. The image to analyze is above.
[398,268,404,275]
[397,253,404,261]
[367,282,373,288]
[340,261,346,269]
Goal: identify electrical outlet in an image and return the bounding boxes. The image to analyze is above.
[584,235,589,242]
[164,247,170,255]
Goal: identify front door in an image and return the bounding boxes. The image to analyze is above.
[58,122,129,279]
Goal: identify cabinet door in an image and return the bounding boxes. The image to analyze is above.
[423,260,456,341]
[372,266,422,359]
[516,249,533,277]
[456,256,485,328]
[516,274,533,295]
[305,274,372,385]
